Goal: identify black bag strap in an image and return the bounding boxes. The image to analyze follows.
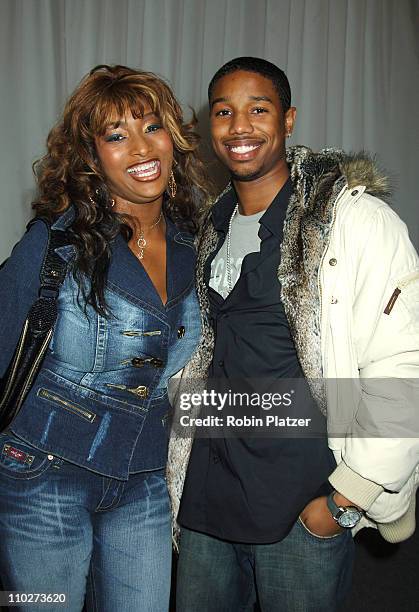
[25,217,71,334]
[0,217,72,429]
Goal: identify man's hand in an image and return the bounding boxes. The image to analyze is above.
[299,495,344,537]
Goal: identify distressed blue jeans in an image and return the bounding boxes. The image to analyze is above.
[0,432,171,611]
[177,519,354,612]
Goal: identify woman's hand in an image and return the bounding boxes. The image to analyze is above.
[299,495,344,537]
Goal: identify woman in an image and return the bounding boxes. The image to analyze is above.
[0,65,211,611]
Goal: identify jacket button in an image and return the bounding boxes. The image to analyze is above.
[329,258,337,266]
[351,189,359,196]
[131,358,144,367]
[218,360,224,367]
[177,326,186,338]
[130,385,148,398]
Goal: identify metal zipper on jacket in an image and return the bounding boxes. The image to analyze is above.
[121,330,161,337]
[384,271,419,315]
[0,319,29,409]
[37,388,96,422]
[13,329,53,414]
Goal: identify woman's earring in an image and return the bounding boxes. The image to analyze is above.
[110,199,115,208]
[168,170,177,199]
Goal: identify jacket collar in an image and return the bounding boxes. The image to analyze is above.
[51,206,75,230]
[108,217,196,311]
[52,205,196,310]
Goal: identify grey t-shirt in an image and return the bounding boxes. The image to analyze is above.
[209,208,265,299]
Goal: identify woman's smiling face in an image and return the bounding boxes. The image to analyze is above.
[95,102,174,207]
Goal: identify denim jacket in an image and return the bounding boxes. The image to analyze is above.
[0,208,200,480]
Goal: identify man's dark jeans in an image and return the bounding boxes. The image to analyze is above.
[177,518,354,612]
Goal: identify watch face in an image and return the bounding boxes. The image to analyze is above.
[338,508,362,528]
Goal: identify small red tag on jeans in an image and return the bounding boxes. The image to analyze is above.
[2,444,34,464]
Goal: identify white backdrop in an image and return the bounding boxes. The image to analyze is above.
[1,0,418,260]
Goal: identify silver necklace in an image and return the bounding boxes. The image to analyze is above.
[136,211,163,260]
[226,203,239,292]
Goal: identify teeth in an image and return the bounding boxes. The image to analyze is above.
[136,167,158,177]
[127,161,159,175]
[229,144,259,154]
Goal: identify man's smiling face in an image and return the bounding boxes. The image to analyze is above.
[210,70,295,182]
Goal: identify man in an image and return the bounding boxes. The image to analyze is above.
[168,57,419,611]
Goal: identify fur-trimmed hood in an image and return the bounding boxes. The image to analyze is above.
[286,145,390,202]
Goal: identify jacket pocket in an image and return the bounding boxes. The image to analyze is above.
[298,516,347,541]
[37,388,96,422]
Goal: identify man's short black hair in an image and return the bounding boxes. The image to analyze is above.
[208,57,291,113]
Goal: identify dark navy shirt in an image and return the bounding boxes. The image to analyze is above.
[178,179,334,543]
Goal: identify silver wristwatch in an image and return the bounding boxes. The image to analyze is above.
[327,491,363,528]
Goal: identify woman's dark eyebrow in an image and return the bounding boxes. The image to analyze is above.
[104,120,127,130]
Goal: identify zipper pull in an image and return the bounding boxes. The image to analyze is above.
[384,288,401,315]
